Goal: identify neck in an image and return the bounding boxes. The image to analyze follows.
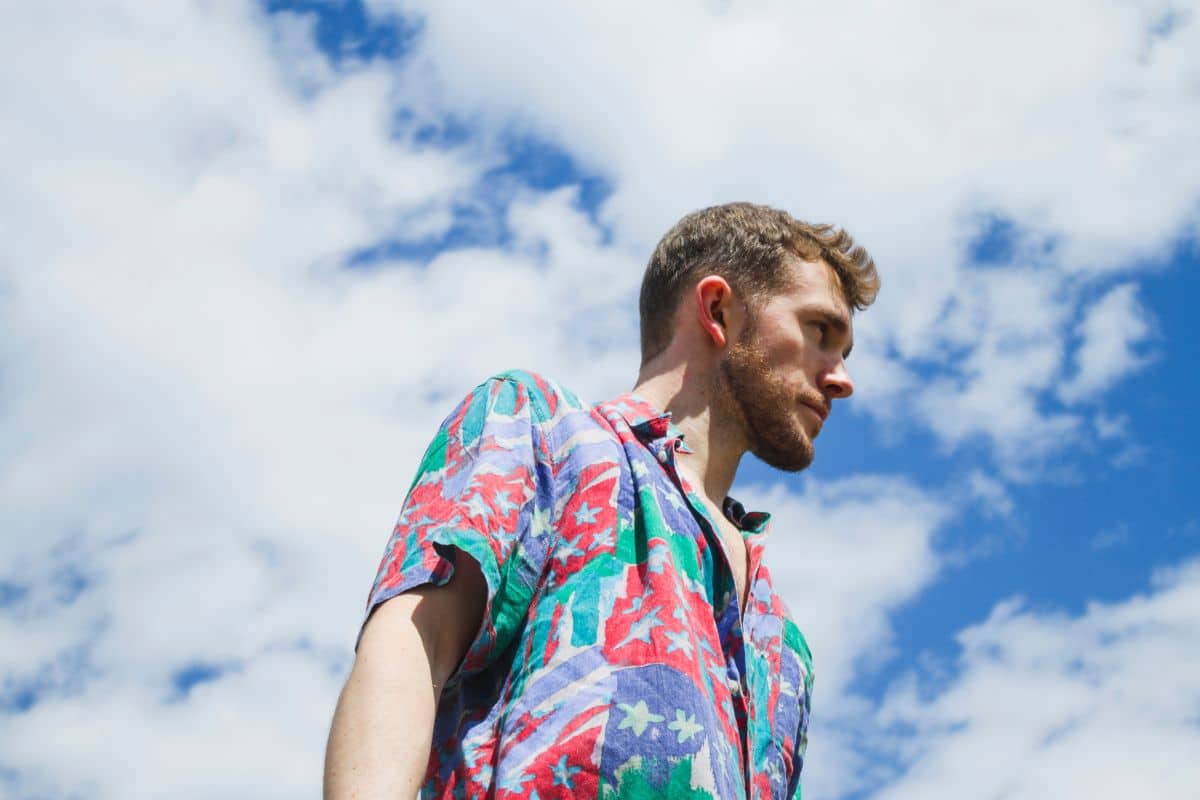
[632,361,746,505]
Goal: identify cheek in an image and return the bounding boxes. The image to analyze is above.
[756,329,803,363]
[763,340,818,383]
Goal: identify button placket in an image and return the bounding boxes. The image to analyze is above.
[655,432,755,787]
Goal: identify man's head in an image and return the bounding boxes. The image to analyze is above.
[638,202,880,470]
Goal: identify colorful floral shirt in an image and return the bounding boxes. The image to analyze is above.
[365,370,814,799]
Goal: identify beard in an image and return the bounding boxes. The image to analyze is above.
[718,334,817,472]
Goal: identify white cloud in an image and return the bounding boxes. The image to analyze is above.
[1060,283,1156,404]
[908,267,1083,473]
[873,558,1200,800]
[1,650,338,799]
[393,0,1200,267]
[1094,411,1131,439]
[964,471,1015,519]
[1090,521,1133,550]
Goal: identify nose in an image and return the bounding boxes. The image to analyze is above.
[821,358,854,400]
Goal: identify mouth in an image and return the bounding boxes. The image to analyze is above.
[800,400,828,426]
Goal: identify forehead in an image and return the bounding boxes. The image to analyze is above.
[768,255,852,316]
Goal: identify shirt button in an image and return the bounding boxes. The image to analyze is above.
[657,450,669,464]
[727,678,742,696]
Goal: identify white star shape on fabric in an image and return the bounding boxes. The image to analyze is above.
[664,629,693,656]
[615,606,664,648]
[551,755,582,787]
[663,489,688,511]
[528,506,553,538]
[554,542,586,565]
[573,502,600,526]
[588,528,614,551]
[667,709,703,743]
[497,770,534,793]
[617,700,665,736]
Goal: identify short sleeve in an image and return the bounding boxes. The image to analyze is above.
[362,375,555,680]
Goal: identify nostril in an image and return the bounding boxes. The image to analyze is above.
[827,380,852,400]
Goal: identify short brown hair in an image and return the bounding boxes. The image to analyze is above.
[638,202,880,363]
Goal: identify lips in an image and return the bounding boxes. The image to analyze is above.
[801,399,829,423]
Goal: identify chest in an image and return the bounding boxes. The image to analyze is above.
[694,495,751,612]
[468,445,811,798]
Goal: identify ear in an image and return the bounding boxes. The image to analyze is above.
[693,275,738,349]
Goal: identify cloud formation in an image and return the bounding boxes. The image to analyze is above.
[1060,282,1155,404]
[0,2,1196,799]
[876,558,1200,800]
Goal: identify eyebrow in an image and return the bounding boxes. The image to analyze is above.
[801,304,854,359]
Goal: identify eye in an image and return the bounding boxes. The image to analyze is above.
[808,321,828,343]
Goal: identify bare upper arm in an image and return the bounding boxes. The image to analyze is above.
[356,552,488,691]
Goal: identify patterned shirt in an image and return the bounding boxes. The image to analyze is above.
[365,370,814,799]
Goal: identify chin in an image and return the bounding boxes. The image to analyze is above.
[753,428,814,473]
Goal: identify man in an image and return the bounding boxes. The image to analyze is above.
[324,202,879,799]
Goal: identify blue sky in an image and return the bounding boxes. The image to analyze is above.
[2,1,1198,798]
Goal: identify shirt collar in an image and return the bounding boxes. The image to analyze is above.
[600,391,774,534]
[723,496,771,534]
[602,391,694,454]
